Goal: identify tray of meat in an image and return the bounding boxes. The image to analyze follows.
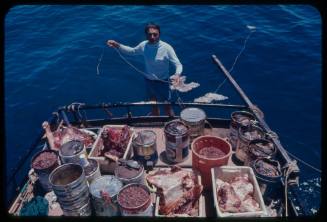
[211,166,267,217]
[146,166,205,217]
[89,125,134,174]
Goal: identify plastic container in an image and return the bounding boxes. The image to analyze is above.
[229,111,256,150]
[49,163,91,216]
[117,183,153,216]
[164,120,190,163]
[180,107,206,140]
[89,175,123,216]
[192,136,232,190]
[211,166,267,217]
[31,149,59,192]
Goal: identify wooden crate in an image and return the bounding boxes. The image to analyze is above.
[88,125,134,174]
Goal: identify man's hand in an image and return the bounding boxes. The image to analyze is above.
[107,40,120,48]
[170,73,181,86]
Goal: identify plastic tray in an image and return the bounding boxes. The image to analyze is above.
[211,166,267,217]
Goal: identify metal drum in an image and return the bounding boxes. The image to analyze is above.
[79,155,101,185]
[132,130,158,168]
[164,120,190,163]
[59,140,86,165]
[117,183,153,216]
[180,107,206,140]
[89,175,123,216]
[235,124,265,164]
[244,139,277,166]
[49,163,91,216]
[31,149,59,192]
[229,111,256,151]
[115,162,145,185]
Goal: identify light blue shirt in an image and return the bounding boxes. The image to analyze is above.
[118,40,183,80]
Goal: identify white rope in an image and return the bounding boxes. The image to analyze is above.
[96,47,105,75]
[285,150,321,173]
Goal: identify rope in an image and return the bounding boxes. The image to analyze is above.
[96,47,105,75]
[285,150,321,173]
[282,160,298,217]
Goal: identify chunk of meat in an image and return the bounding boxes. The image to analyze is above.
[217,183,242,213]
[230,175,254,201]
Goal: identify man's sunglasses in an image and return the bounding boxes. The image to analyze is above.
[147,32,159,37]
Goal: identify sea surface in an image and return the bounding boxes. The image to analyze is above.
[4,5,321,213]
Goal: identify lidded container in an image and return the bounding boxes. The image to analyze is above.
[117,183,153,216]
[180,107,206,140]
[59,140,86,164]
[235,124,265,164]
[244,139,277,166]
[132,130,158,168]
[114,161,145,185]
[49,163,91,216]
[79,154,101,185]
[229,111,256,150]
[164,120,190,163]
[89,175,123,216]
[31,149,59,192]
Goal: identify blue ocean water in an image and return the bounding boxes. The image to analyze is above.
[5,5,321,211]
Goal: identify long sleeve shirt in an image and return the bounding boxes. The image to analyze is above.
[118,40,183,80]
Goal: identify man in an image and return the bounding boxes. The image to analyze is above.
[107,22,182,116]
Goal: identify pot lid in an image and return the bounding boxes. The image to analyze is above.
[180,107,206,122]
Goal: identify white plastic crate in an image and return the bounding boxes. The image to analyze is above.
[211,166,267,217]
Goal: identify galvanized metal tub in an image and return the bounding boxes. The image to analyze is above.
[49,163,91,216]
[31,149,59,192]
[180,107,206,140]
[59,140,86,165]
[132,130,158,167]
[114,163,145,185]
[244,139,277,166]
[229,111,256,151]
[83,158,101,185]
[164,120,190,163]
[117,183,153,216]
[235,124,265,163]
[89,175,123,216]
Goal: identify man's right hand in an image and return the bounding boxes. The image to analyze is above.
[107,40,120,48]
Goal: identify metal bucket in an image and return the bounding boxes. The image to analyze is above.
[244,139,277,166]
[251,158,282,200]
[59,140,86,165]
[164,120,190,163]
[31,149,59,192]
[49,163,91,216]
[132,130,158,167]
[229,111,256,151]
[115,163,145,185]
[89,175,123,216]
[235,124,265,163]
[180,107,206,140]
[82,158,101,185]
[117,183,153,216]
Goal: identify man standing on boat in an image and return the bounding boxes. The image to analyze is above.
[107,22,182,116]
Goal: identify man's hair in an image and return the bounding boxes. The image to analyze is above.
[145,22,160,34]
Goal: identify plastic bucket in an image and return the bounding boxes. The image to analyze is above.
[180,107,206,140]
[31,149,59,192]
[192,136,232,190]
[244,139,277,166]
[117,183,153,216]
[59,140,86,165]
[229,111,256,151]
[251,158,282,200]
[164,120,190,163]
[235,124,265,164]
[89,175,123,216]
[49,163,91,216]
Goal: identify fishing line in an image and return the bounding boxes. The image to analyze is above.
[96,47,105,75]
[214,25,256,93]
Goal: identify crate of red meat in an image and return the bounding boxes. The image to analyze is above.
[211,166,267,217]
[89,125,134,174]
[146,166,205,217]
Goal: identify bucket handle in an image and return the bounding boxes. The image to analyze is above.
[205,120,213,134]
